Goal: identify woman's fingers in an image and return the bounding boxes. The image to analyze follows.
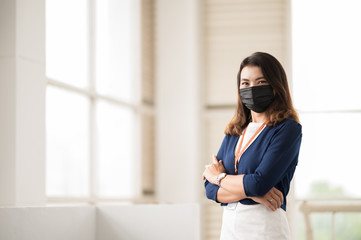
[251,187,284,211]
[202,155,225,184]
[268,193,281,209]
[271,187,283,200]
[271,187,284,205]
[267,187,283,209]
[212,155,218,164]
[265,197,276,211]
[265,198,276,211]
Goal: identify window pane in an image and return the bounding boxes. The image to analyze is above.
[46,0,88,88]
[96,101,135,198]
[46,86,89,197]
[311,213,332,240]
[335,213,361,239]
[292,0,361,111]
[297,212,361,240]
[295,113,361,198]
[95,0,134,102]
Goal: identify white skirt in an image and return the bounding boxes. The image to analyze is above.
[220,202,290,240]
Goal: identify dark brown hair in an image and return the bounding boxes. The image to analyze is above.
[225,52,299,135]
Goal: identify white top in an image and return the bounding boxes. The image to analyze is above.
[234,122,266,157]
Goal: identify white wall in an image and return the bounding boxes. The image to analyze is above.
[96,204,200,240]
[0,206,96,240]
[0,0,17,206]
[155,0,204,204]
[0,204,200,240]
[0,0,46,206]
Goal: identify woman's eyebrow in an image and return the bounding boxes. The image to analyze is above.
[241,76,266,81]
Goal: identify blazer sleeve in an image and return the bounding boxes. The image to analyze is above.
[204,135,228,202]
[243,120,302,197]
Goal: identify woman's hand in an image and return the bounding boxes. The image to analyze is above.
[249,187,284,211]
[202,155,226,185]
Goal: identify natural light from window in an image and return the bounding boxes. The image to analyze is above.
[46,0,138,200]
[292,0,361,199]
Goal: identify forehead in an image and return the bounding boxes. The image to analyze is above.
[240,65,263,79]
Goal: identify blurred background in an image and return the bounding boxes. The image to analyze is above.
[1,0,361,239]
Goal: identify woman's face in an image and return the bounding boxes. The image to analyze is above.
[240,65,270,89]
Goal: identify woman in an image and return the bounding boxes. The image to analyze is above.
[202,52,302,239]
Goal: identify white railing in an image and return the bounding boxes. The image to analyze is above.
[299,199,361,240]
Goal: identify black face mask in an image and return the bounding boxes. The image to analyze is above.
[239,85,275,113]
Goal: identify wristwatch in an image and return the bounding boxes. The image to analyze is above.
[216,173,227,187]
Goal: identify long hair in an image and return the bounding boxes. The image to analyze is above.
[225,52,299,136]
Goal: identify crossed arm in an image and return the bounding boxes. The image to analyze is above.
[202,155,283,211]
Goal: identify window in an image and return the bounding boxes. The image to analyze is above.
[292,0,361,200]
[45,0,154,201]
[292,2,361,238]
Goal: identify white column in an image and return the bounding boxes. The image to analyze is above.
[285,1,298,238]
[155,0,203,203]
[0,0,16,206]
[0,0,46,206]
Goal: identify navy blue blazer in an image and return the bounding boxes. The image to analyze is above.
[204,118,302,211]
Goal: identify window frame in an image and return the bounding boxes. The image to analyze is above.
[45,0,152,204]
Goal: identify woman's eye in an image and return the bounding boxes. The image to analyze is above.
[258,80,268,84]
[241,82,249,85]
